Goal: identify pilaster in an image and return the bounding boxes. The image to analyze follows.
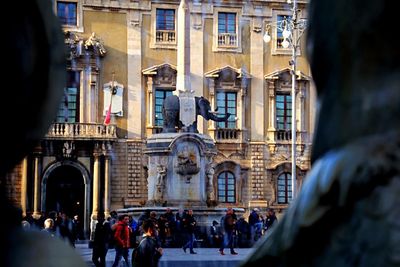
[127,10,143,138]
[250,21,265,141]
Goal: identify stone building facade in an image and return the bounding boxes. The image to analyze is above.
[5,0,314,235]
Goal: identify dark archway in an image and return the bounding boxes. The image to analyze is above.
[46,165,85,219]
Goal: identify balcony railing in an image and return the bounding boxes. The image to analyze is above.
[215,128,240,140]
[156,30,176,43]
[276,129,291,141]
[218,33,238,47]
[46,123,117,140]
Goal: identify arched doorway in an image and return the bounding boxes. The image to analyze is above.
[46,165,84,219]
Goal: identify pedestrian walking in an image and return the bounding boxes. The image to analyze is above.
[132,219,163,267]
[111,214,131,267]
[92,212,112,267]
[219,208,238,255]
[182,209,197,254]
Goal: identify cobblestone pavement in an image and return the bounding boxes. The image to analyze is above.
[75,243,255,267]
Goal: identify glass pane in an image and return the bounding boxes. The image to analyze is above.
[216,93,226,100]
[155,90,164,97]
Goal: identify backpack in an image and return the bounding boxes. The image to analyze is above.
[131,237,147,267]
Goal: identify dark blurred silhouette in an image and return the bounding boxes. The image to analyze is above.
[241,1,400,266]
[0,1,85,266]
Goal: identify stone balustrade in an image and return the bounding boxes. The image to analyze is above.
[218,33,237,47]
[215,128,240,141]
[156,30,176,43]
[46,123,117,140]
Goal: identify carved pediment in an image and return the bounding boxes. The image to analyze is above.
[264,67,311,81]
[142,63,177,85]
[205,65,251,81]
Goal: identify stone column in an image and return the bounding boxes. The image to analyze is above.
[127,10,143,138]
[146,75,155,136]
[32,153,41,219]
[20,157,28,217]
[91,152,100,219]
[147,76,154,127]
[88,73,98,123]
[267,80,276,142]
[104,155,111,218]
[299,84,306,143]
[239,80,247,141]
[90,150,101,240]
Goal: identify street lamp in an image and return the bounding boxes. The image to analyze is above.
[263,0,307,200]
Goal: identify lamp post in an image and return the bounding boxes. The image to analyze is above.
[263,0,307,200]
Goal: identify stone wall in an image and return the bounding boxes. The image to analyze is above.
[250,144,265,201]
[110,140,128,210]
[3,162,22,208]
[125,139,146,207]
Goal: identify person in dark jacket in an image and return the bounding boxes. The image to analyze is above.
[132,219,163,267]
[182,209,197,254]
[210,220,222,248]
[219,208,238,255]
[263,208,278,233]
[92,212,111,267]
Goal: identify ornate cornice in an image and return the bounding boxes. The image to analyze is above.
[64,31,107,60]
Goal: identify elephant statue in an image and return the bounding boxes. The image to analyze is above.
[162,95,231,133]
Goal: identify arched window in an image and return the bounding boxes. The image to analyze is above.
[277,172,292,204]
[218,171,235,203]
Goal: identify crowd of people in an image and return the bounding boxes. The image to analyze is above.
[19,207,277,267]
[90,207,278,266]
[21,211,84,248]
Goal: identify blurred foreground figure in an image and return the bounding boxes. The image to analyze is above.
[1,1,85,266]
[241,1,400,266]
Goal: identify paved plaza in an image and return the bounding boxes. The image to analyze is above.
[75,242,255,267]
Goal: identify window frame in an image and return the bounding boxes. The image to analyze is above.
[54,0,83,32]
[217,171,236,203]
[154,88,174,127]
[150,5,178,50]
[212,8,242,53]
[216,91,237,129]
[271,10,301,56]
[275,92,292,131]
[277,172,292,204]
[56,71,81,123]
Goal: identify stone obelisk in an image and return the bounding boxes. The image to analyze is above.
[176,0,196,130]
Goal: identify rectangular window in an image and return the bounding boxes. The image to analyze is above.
[57,1,77,26]
[156,9,175,31]
[218,172,235,203]
[276,93,292,130]
[216,92,237,129]
[56,71,80,123]
[277,173,292,204]
[218,12,236,34]
[217,12,237,47]
[277,15,291,49]
[155,9,176,44]
[154,89,173,127]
